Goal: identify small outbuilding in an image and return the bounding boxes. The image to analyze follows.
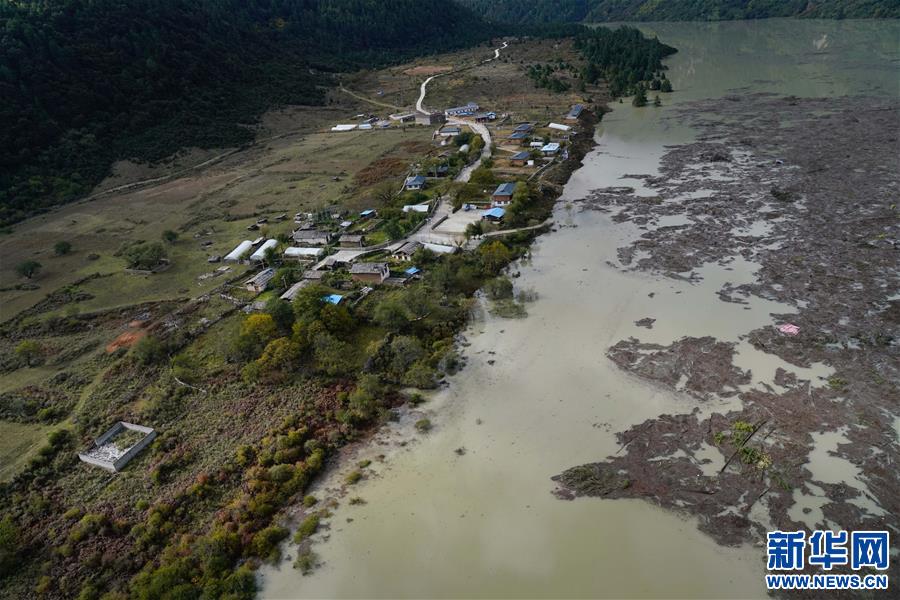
[392,241,422,261]
[403,203,430,214]
[482,207,506,222]
[245,268,276,293]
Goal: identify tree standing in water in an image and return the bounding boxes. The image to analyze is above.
[632,84,648,107]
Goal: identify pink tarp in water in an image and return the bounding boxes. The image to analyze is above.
[778,323,800,336]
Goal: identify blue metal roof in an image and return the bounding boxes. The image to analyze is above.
[514,123,533,132]
[483,207,506,219]
[511,151,530,160]
[322,294,343,305]
[493,182,516,196]
[359,209,375,216]
[405,267,420,275]
[567,104,584,118]
[509,132,527,139]
[406,175,426,185]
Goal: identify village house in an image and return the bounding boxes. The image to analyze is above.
[437,125,461,137]
[280,280,311,301]
[283,247,324,262]
[323,294,344,305]
[349,262,390,284]
[541,142,561,156]
[415,111,445,126]
[482,207,505,223]
[514,123,534,133]
[359,209,376,220]
[508,131,529,146]
[392,240,422,261]
[474,111,496,123]
[565,104,584,121]
[548,122,571,132]
[303,269,326,281]
[444,102,478,117]
[492,182,516,206]
[292,229,333,245]
[339,234,366,248]
[509,151,531,166]
[405,175,427,191]
[427,164,449,177]
[245,268,275,293]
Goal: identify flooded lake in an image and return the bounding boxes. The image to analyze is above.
[260,19,900,599]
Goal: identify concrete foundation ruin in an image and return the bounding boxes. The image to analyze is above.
[78,422,157,472]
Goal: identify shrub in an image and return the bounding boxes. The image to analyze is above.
[294,549,318,575]
[132,335,166,365]
[15,260,42,279]
[251,525,289,562]
[485,276,514,300]
[123,241,167,269]
[302,495,318,508]
[345,470,362,485]
[293,514,319,543]
[0,515,19,578]
[161,230,178,243]
[54,240,73,255]
[415,418,432,433]
[14,339,43,366]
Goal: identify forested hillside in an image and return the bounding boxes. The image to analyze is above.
[0,0,494,226]
[458,0,900,23]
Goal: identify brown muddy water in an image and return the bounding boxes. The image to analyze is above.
[260,19,900,599]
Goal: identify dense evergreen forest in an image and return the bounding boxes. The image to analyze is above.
[575,26,677,97]
[458,0,900,23]
[0,0,494,226]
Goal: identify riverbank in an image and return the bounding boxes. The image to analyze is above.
[262,105,603,576]
[553,92,899,582]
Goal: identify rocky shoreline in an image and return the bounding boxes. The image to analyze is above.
[553,94,899,589]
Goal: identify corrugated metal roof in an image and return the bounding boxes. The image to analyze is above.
[322,294,343,305]
[493,182,516,196]
[483,207,506,219]
[511,151,530,160]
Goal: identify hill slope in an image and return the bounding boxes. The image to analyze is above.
[458,0,900,23]
[0,0,494,226]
